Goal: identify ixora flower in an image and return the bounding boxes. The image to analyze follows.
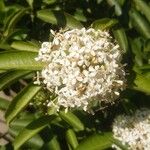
[112,108,150,150]
[34,28,126,112]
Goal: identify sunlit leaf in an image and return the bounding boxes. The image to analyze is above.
[129,9,150,39]
[11,41,39,52]
[37,9,83,29]
[106,0,122,16]
[0,70,30,90]
[4,8,30,37]
[74,9,87,22]
[0,51,44,70]
[113,28,128,53]
[26,0,34,8]
[59,111,84,131]
[130,38,143,66]
[133,0,150,23]
[5,84,41,123]
[76,133,113,150]
[91,18,118,30]
[13,115,55,150]
[66,129,78,149]
[42,136,61,150]
[134,74,150,94]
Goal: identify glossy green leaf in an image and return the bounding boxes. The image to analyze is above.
[13,115,55,150]
[59,111,84,131]
[0,70,30,90]
[4,8,30,37]
[37,9,83,29]
[9,125,44,149]
[5,84,41,123]
[134,74,150,94]
[11,41,39,52]
[91,18,118,30]
[106,0,122,16]
[113,28,128,53]
[0,97,9,110]
[133,0,150,23]
[0,51,45,70]
[10,118,44,149]
[129,9,150,39]
[42,136,61,150]
[76,133,113,150]
[10,118,35,128]
[66,129,78,149]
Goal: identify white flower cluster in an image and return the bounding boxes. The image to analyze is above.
[112,108,150,150]
[35,28,125,111]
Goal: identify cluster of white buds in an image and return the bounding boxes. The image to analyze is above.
[112,108,150,150]
[35,28,126,112]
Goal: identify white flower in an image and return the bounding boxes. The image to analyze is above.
[112,108,150,150]
[35,28,126,111]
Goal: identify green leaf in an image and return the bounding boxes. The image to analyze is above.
[3,29,28,43]
[9,115,44,149]
[130,38,143,66]
[106,0,122,16]
[134,74,150,94]
[91,18,118,30]
[10,118,35,128]
[0,70,30,90]
[0,43,11,50]
[116,0,125,6]
[42,136,61,150]
[59,111,84,131]
[129,9,150,39]
[43,0,56,5]
[4,8,30,37]
[133,0,150,23]
[144,39,150,52]
[74,9,87,22]
[37,9,83,29]
[13,115,55,150]
[66,129,78,149]
[139,64,150,70]
[0,51,45,70]
[0,0,5,11]
[113,28,128,53]
[5,84,41,123]
[26,0,34,8]
[76,133,113,150]
[0,97,9,110]
[0,70,6,74]
[11,41,39,52]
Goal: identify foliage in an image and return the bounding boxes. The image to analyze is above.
[0,0,150,150]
